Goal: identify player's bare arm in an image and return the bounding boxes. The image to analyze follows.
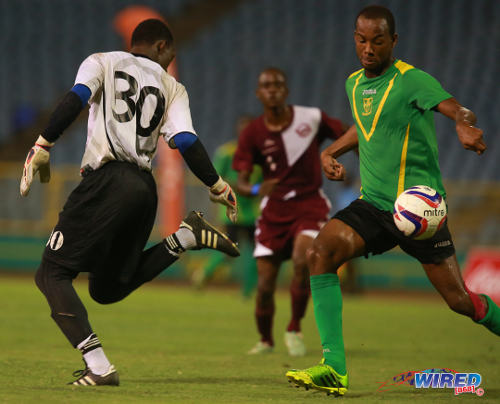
[321,124,358,181]
[258,178,279,196]
[236,170,278,197]
[437,97,486,155]
[235,170,253,196]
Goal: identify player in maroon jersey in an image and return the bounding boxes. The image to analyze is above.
[233,67,349,355]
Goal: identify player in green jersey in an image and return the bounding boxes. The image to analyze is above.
[286,5,499,396]
[192,116,261,297]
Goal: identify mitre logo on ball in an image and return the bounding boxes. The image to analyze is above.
[393,185,447,240]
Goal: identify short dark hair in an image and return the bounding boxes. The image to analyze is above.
[356,5,396,36]
[131,19,174,47]
[260,67,287,81]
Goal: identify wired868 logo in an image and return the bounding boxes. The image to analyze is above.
[415,371,484,396]
[377,368,484,396]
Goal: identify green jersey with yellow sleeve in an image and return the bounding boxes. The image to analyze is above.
[345,59,452,211]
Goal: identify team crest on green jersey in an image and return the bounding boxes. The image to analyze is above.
[362,97,373,116]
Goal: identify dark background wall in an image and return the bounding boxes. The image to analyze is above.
[1,0,498,180]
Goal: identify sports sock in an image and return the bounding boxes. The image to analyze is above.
[464,285,487,320]
[477,294,500,336]
[256,304,275,345]
[287,280,310,332]
[77,333,111,375]
[175,227,196,249]
[310,273,346,375]
[164,228,196,256]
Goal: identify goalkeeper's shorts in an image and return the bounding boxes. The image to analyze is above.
[42,161,157,280]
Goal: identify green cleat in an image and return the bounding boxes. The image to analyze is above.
[286,358,348,396]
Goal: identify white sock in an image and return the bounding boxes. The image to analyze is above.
[175,227,196,250]
[77,333,111,375]
[83,348,111,375]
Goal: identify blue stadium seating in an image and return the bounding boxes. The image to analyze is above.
[0,0,498,181]
[177,0,499,180]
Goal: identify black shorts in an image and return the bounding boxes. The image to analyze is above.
[334,199,455,264]
[42,161,158,279]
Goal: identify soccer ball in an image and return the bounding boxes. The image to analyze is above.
[393,185,447,240]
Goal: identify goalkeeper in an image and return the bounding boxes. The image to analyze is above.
[20,19,239,387]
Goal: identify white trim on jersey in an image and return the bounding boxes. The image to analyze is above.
[281,106,321,167]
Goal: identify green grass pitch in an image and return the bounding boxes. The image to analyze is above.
[0,274,498,403]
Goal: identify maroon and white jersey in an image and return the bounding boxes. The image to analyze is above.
[233,105,344,201]
[74,51,196,172]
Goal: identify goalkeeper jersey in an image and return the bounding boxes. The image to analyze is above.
[345,59,452,211]
[74,51,196,172]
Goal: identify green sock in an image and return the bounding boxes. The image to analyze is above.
[477,294,500,336]
[310,273,346,375]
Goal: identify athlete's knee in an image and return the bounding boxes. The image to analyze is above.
[257,276,276,296]
[257,288,275,308]
[35,260,67,296]
[257,271,277,292]
[291,254,309,288]
[306,246,316,267]
[291,250,308,274]
[35,261,79,315]
[307,237,346,275]
[256,276,275,304]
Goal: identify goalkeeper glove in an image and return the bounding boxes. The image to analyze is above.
[209,177,238,223]
[20,135,54,197]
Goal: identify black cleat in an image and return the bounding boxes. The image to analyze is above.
[69,364,119,386]
[181,211,240,257]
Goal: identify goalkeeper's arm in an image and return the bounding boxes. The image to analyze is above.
[41,84,91,143]
[170,132,238,223]
[20,84,91,196]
